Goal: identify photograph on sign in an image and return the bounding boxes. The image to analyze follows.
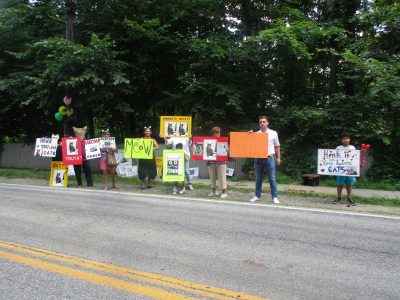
[317,149,360,177]
[203,139,217,160]
[67,139,79,155]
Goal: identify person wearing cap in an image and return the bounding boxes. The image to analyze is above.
[138,126,159,189]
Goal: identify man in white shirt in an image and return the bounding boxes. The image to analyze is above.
[250,116,281,204]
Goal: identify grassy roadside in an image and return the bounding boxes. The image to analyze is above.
[1,168,399,207]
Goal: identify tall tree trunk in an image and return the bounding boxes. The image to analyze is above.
[65,0,76,42]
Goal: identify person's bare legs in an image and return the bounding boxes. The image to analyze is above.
[103,169,108,190]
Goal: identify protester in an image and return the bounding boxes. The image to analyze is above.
[100,129,119,190]
[207,126,228,198]
[165,136,193,194]
[138,126,159,189]
[250,116,281,204]
[72,126,93,187]
[332,133,357,206]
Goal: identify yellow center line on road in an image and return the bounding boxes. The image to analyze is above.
[0,241,267,300]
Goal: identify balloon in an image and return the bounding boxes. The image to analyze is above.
[63,96,72,106]
[55,112,63,121]
[366,144,371,150]
[361,143,366,149]
[66,107,74,117]
[58,106,67,115]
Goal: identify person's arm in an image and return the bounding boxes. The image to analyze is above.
[153,139,160,149]
[275,146,281,166]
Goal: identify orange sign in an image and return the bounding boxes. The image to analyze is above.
[229,132,268,158]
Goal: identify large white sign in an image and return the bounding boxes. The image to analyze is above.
[84,138,101,160]
[100,137,116,149]
[317,149,360,176]
[34,135,58,157]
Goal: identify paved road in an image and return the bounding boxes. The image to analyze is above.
[0,183,399,299]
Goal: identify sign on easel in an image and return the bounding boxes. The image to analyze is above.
[49,161,68,187]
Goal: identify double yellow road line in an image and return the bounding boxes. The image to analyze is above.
[0,241,266,299]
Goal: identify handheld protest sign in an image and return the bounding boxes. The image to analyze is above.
[49,161,68,187]
[84,138,101,160]
[192,136,229,161]
[318,149,360,176]
[160,116,192,138]
[124,138,154,159]
[162,149,185,182]
[229,132,268,158]
[62,137,82,165]
[34,135,58,157]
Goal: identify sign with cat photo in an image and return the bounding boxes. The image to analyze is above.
[160,116,192,138]
[62,137,83,165]
[49,161,68,188]
[84,138,101,160]
[192,136,229,161]
[162,149,185,182]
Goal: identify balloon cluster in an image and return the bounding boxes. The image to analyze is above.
[360,143,371,167]
[54,96,74,121]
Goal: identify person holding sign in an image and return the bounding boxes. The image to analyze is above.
[100,129,119,190]
[165,136,193,194]
[207,127,228,198]
[250,116,281,204]
[332,133,357,206]
[138,127,159,189]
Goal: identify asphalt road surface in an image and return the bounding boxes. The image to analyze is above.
[0,183,399,299]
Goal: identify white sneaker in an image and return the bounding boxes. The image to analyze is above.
[179,187,186,195]
[208,191,220,197]
[188,184,194,190]
[172,186,177,195]
[272,197,280,204]
[220,193,228,199]
[250,196,260,202]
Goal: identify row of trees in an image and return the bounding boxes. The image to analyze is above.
[0,0,399,180]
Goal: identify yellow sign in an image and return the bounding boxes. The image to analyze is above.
[49,161,68,187]
[162,150,185,182]
[124,138,154,159]
[155,156,163,177]
[160,116,192,138]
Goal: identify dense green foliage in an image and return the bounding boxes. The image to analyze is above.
[0,0,399,180]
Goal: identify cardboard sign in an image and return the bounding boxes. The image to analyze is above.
[162,149,185,182]
[49,161,68,187]
[62,137,82,165]
[229,132,268,158]
[160,116,192,138]
[34,135,58,157]
[226,168,234,177]
[318,149,360,176]
[116,164,137,177]
[100,137,116,149]
[192,137,229,161]
[189,167,199,179]
[84,138,101,160]
[124,138,154,159]
[155,156,163,177]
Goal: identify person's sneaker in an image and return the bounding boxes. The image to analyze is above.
[208,191,220,197]
[347,198,356,206]
[179,187,186,195]
[332,198,341,204]
[250,196,260,202]
[272,197,280,204]
[172,186,178,195]
[188,184,194,190]
[220,193,228,199]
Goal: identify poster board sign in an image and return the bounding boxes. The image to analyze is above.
[84,138,101,160]
[116,164,137,177]
[192,137,229,161]
[124,138,153,159]
[318,149,360,176]
[49,161,68,187]
[160,116,192,138]
[62,137,82,165]
[189,167,199,179]
[155,156,163,177]
[162,149,185,182]
[226,168,234,177]
[34,135,58,157]
[229,132,268,158]
[100,137,116,149]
